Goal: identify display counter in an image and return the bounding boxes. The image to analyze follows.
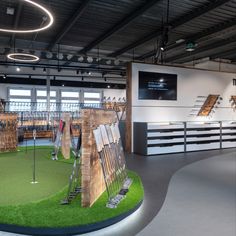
[133,121,236,155]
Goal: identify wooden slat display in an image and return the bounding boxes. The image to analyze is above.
[61,113,71,159]
[81,109,117,207]
[0,113,18,152]
[198,95,220,116]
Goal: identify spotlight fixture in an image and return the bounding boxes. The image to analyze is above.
[88,71,92,75]
[62,84,65,87]
[81,76,84,81]
[107,85,111,89]
[7,53,40,62]
[76,69,80,75]
[29,75,32,79]
[0,0,54,33]
[16,67,21,72]
[3,74,6,79]
[159,78,164,82]
[186,41,196,52]
[58,68,61,72]
[104,78,107,82]
[53,76,56,81]
[160,46,165,51]
[43,67,46,73]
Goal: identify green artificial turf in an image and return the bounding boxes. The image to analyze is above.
[0,147,72,206]
[0,147,144,228]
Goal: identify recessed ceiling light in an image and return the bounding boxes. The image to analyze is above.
[0,0,54,33]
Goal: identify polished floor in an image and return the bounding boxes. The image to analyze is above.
[0,148,235,236]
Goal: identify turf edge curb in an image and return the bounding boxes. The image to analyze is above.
[0,200,143,236]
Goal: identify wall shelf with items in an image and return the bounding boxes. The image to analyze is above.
[133,121,236,156]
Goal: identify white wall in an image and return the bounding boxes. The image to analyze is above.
[131,63,236,123]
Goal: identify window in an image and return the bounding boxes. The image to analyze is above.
[83,91,101,107]
[61,91,79,98]
[36,90,56,97]
[9,98,31,111]
[83,100,100,108]
[61,100,79,111]
[36,99,57,111]
[8,88,32,111]
[9,89,31,96]
[84,92,100,99]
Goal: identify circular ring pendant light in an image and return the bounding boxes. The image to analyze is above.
[7,53,40,62]
[0,0,54,33]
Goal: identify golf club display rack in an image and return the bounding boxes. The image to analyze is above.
[0,99,6,112]
[93,123,131,208]
[133,121,236,155]
[0,112,18,152]
[81,108,131,208]
[103,97,126,121]
[189,95,222,117]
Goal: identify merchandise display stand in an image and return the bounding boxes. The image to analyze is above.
[81,108,117,207]
[0,112,18,152]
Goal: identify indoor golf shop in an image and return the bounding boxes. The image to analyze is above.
[0,0,236,236]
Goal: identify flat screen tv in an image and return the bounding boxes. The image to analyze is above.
[138,71,177,100]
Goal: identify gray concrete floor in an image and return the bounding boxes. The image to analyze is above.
[138,151,236,236]
[0,148,235,236]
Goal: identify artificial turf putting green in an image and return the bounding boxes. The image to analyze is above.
[0,147,72,206]
[0,147,144,228]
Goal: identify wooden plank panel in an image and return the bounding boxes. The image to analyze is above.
[81,109,117,207]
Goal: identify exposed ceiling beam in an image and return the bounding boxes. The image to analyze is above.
[109,0,231,58]
[164,35,236,63]
[137,17,236,60]
[79,0,162,55]
[210,47,236,60]
[47,0,92,51]
[9,2,23,47]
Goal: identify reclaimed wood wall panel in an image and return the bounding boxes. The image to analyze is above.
[81,109,117,207]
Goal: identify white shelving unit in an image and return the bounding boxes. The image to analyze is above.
[133,121,236,155]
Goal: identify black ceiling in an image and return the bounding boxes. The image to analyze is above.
[0,0,236,72]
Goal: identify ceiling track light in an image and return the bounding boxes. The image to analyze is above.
[0,0,54,33]
[7,53,40,62]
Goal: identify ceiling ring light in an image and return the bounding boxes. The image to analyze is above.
[0,0,54,33]
[7,53,40,62]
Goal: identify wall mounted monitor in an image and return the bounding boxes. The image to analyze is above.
[138,71,177,100]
